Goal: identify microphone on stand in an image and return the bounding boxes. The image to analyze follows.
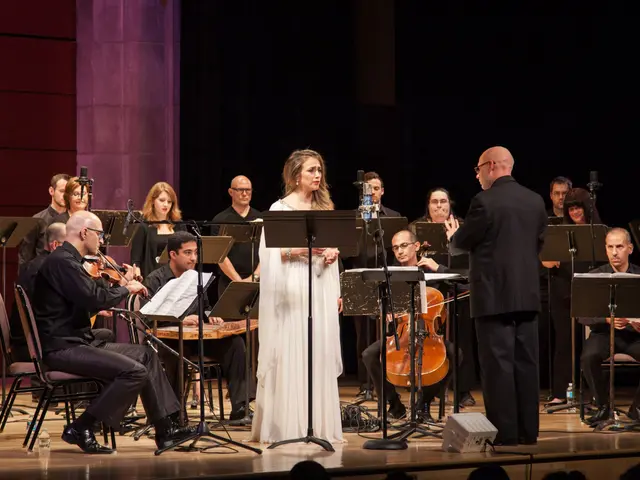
[79,166,88,204]
[587,170,602,193]
[122,199,134,236]
[355,170,378,223]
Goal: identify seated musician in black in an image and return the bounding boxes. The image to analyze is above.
[33,211,194,454]
[143,231,252,421]
[362,229,457,422]
[579,227,640,426]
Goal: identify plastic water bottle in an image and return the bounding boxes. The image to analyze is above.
[38,429,51,451]
[566,383,576,413]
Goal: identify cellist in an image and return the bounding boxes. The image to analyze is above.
[362,229,458,422]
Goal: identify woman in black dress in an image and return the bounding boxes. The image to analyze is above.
[130,182,184,278]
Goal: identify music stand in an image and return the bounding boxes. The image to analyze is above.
[210,281,259,428]
[629,220,640,250]
[413,222,448,258]
[92,210,140,250]
[261,210,357,452]
[571,273,640,431]
[158,236,235,265]
[540,224,608,415]
[350,217,408,402]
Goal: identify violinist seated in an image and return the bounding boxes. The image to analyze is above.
[32,211,196,454]
[362,229,460,422]
[142,231,254,422]
[9,222,114,364]
[578,228,640,427]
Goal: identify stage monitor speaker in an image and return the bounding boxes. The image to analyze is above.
[441,413,498,453]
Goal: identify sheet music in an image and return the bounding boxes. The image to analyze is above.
[574,272,640,278]
[140,270,213,317]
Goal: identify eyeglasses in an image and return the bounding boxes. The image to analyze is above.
[230,188,252,194]
[86,227,105,240]
[391,242,415,252]
[474,161,493,173]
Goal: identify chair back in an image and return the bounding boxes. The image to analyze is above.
[14,285,46,382]
[0,293,11,365]
[125,293,146,344]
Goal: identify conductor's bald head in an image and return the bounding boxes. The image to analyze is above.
[66,211,104,256]
[476,146,514,190]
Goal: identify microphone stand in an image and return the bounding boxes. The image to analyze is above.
[125,204,262,456]
[363,208,407,450]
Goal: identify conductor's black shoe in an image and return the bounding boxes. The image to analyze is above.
[585,405,610,426]
[458,392,476,408]
[154,424,197,450]
[491,438,518,447]
[229,405,253,421]
[518,437,537,445]
[61,425,115,454]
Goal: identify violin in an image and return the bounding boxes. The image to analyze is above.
[83,251,141,285]
[385,283,449,388]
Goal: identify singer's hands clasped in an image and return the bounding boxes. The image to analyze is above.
[322,248,340,265]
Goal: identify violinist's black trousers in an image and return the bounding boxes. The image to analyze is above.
[44,343,180,429]
[475,312,539,443]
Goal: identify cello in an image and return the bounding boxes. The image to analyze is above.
[385,272,449,388]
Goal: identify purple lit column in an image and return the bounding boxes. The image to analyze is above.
[76,0,180,210]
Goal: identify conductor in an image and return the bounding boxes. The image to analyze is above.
[445,146,547,446]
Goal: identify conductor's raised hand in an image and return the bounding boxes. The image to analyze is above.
[125,280,148,297]
[444,215,459,241]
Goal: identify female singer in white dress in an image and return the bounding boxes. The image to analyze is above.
[250,149,344,444]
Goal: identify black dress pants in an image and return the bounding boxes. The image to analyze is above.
[581,329,640,406]
[162,335,251,411]
[44,343,180,429]
[362,338,456,405]
[355,316,377,385]
[475,312,539,443]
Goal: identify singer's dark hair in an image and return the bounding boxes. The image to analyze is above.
[563,188,602,224]
[364,171,383,187]
[168,231,196,256]
[550,176,572,191]
[50,173,70,189]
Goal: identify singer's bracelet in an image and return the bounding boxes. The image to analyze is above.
[286,248,292,261]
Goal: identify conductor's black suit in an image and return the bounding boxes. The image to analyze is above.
[450,175,547,444]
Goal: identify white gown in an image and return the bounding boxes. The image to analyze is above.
[250,199,344,444]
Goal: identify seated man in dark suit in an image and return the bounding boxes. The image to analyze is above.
[580,228,640,426]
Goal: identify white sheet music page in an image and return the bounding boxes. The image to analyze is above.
[574,272,640,278]
[139,270,213,317]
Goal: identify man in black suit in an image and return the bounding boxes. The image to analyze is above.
[353,172,401,398]
[445,146,547,445]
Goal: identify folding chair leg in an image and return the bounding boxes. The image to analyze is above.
[0,376,22,432]
[28,390,53,452]
[24,388,48,447]
[102,422,109,445]
[110,427,117,449]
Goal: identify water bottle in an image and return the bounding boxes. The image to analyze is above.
[566,383,576,413]
[38,429,51,451]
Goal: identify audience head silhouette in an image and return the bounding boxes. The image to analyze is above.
[289,461,330,480]
[468,465,510,480]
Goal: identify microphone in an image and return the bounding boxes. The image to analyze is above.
[354,169,365,188]
[123,199,134,235]
[79,166,88,202]
[361,182,373,222]
[587,170,602,192]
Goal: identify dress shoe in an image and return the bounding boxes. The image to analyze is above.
[518,437,537,445]
[61,425,115,454]
[584,405,610,426]
[388,400,407,420]
[229,405,253,421]
[491,438,518,446]
[628,403,640,422]
[155,423,197,450]
[458,392,476,408]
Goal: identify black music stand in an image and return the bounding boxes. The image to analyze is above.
[153,235,262,456]
[0,217,41,410]
[216,222,262,282]
[349,217,408,402]
[92,210,140,250]
[413,222,448,259]
[261,210,356,452]
[571,273,640,431]
[540,224,608,415]
[210,281,259,428]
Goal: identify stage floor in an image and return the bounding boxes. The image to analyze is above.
[1,385,640,479]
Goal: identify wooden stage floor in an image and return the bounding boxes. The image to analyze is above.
[1,385,640,479]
